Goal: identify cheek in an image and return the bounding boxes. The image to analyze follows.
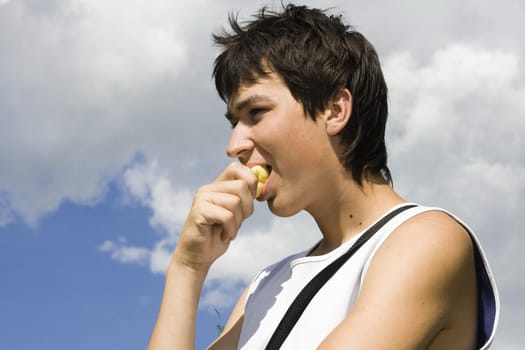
[262,113,329,168]
[277,121,318,150]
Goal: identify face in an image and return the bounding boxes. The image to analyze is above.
[225,73,342,217]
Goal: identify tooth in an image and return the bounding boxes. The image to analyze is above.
[251,165,269,198]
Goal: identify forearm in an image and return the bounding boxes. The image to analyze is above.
[148,163,256,349]
[147,260,209,350]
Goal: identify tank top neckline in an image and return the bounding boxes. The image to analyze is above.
[290,202,417,267]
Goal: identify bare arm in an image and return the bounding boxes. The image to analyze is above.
[318,211,478,350]
[147,163,257,350]
[147,261,208,350]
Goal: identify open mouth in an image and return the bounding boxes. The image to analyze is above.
[251,165,272,198]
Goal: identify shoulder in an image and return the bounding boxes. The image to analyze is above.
[354,208,477,345]
[395,209,473,263]
[370,208,475,292]
[319,208,479,348]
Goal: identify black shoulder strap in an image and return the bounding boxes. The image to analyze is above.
[265,204,417,350]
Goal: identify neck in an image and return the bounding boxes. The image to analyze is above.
[306,175,406,256]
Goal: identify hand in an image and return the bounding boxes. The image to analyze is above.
[172,162,257,272]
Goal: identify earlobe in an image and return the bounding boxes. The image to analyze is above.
[326,89,352,136]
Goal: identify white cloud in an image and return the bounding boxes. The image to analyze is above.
[113,158,194,274]
[200,280,242,310]
[0,0,225,227]
[124,159,193,236]
[384,44,525,212]
[149,240,174,274]
[98,237,151,265]
[65,0,188,93]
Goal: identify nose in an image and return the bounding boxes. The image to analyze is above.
[226,122,255,159]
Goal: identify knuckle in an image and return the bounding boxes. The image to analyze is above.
[196,184,212,194]
[229,161,243,170]
[224,211,235,222]
[232,194,242,207]
[238,179,250,191]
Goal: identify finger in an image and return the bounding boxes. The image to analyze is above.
[193,189,244,234]
[204,191,244,232]
[194,202,238,242]
[214,162,258,197]
[199,180,255,219]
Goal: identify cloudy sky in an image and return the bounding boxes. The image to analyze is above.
[0,0,523,349]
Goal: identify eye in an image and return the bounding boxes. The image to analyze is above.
[249,108,265,116]
[228,107,270,129]
[248,107,268,121]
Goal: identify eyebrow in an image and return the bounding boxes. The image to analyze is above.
[225,95,273,121]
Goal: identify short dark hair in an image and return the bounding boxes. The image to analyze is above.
[213,4,392,185]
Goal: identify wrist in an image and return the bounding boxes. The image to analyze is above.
[168,253,210,281]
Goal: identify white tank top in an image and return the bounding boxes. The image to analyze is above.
[237,204,499,349]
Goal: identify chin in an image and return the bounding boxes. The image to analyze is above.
[267,198,303,218]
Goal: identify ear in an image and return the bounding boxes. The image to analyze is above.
[326,88,352,136]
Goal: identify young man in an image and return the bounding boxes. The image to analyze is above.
[148,4,499,349]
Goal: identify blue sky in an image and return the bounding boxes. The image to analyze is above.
[1,0,524,349]
[0,185,224,349]
[0,193,160,348]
